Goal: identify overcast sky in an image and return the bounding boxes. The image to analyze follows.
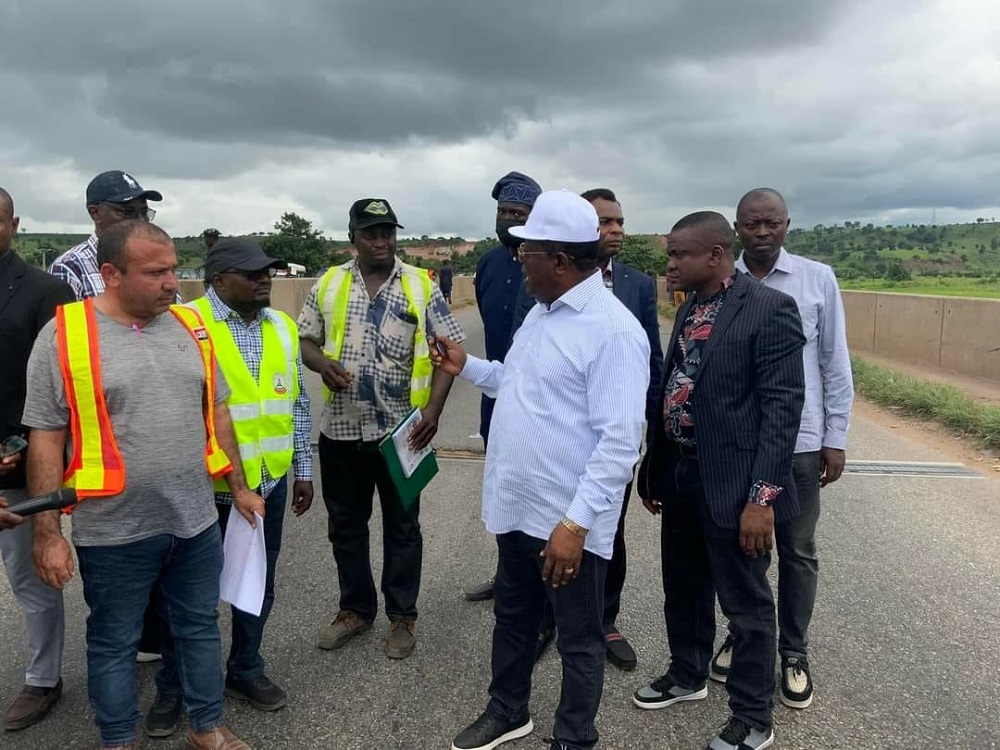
[2,0,998,241]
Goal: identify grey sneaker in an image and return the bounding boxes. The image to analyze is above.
[317,610,372,650]
[706,717,773,750]
[385,618,416,659]
[632,674,708,710]
[710,633,734,683]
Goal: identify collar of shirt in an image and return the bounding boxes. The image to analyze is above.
[735,246,793,280]
[692,272,736,306]
[547,269,605,313]
[347,256,405,284]
[205,286,275,326]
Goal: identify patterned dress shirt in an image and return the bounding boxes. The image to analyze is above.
[297,258,466,442]
[203,288,312,504]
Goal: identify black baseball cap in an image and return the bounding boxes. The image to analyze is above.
[85,170,163,206]
[204,237,288,276]
[348,198,404,234]
[203,228,221,237]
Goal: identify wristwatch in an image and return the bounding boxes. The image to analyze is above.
[560,518,589,538]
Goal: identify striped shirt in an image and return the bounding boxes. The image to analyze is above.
[201,288,312,504]
[297,258,466,442]
[460,271,650,560]
[736,249,854,452]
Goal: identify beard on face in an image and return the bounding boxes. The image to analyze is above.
[496,221,522,249]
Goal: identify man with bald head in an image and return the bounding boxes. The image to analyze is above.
[705,188,853,710]
[634,211,805,750]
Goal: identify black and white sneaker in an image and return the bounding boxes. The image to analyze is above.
[710,633,734,683]
[632,674,708,710]
[706,717,774,750]
[780,656,814,708]
[451,709,534,750]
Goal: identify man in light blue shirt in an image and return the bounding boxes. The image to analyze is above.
[710,187,854,711]
[434,190,650,750]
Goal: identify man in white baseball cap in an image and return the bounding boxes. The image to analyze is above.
[431,190,651,750]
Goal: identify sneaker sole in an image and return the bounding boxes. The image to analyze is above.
[450,718,534,750]
[780,690,813,709]
[146,721,181,738]
[224,686,288,712]
[709,669,728,684]
[632,685,708,710]
[317,621,372,650]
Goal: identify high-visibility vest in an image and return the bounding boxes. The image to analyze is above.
[54,298,233,501]
[315,262,433,407]
[189,297,299,492]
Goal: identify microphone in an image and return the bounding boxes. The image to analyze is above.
[4,488,78,517]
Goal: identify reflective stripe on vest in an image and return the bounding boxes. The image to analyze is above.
[316,262,434,408]
[189,298,299,491]
[54,299,232,502]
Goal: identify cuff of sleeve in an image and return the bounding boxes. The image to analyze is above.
[459,355,489,382]
[822,429,849,450]
[747,480,783,508]
[565,499,597,532]
[293,458,313,482]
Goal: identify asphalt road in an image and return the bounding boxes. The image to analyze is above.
[0,305,996,749]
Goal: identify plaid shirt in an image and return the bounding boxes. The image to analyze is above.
[298,258,466,442]
[50,233,182,302]
[203,288,312,504]
[50,235,104,300]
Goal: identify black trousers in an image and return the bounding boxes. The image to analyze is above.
[660,449,776,731]
[488,531,607,750]
[319,435,422,621]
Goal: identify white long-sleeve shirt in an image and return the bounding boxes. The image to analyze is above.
[460,271,650,559]
[736,248,854,453]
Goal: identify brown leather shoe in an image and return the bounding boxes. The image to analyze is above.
[185,725,250,749]
[3,679,62,731]
[317,610,372,650]
[385,618,416,659]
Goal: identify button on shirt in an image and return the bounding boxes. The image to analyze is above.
[204,288,312,503]
[460,271,650,560]
[297,259,466,442]
[736,249,854,453]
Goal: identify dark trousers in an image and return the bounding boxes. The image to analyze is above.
[488,531,607,750]
[158,478,289,691]
[660,449,776,731]
[319,435,422,621]
[480,395,496,447]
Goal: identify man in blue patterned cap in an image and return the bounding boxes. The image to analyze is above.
[463,171,541,602]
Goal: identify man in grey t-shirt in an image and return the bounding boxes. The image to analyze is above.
[23,221,264,750]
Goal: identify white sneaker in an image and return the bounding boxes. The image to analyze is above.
[136,651,162,663]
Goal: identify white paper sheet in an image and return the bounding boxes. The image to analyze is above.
[219,507,266,616]
[391,407,432,478]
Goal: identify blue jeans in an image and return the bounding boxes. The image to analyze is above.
[75,525,225,746]
[488,531,607,750]
[159,478,288,688]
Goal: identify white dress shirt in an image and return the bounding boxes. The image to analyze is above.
[460,271,650,559]
[736,248,854,453]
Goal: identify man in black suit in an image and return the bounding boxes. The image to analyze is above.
[0,187,75,731]
[632,211,804,750]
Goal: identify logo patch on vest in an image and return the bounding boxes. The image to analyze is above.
[273,373,288,395]
[192,327,209,341]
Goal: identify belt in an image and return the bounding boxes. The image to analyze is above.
[668,440,698,460]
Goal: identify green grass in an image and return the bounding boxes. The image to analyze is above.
[851,355,1000,449]
[840,276,1000,298]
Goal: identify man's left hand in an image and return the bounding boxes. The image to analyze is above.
[540,523,585,589]
[0,497,24,530]
[408,405,441,451]
[234,488,266,528]
[739,504,774,558]
[820,447,846,487]
[292,480,314,517]
[0,453,21,477]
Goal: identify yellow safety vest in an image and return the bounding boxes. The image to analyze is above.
[54,299,232,502]
[315,262,433,407]
[190,297,300,492]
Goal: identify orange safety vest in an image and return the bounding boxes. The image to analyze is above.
[54,298,233,501]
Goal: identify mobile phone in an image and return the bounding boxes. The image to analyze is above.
[0,435,28,458]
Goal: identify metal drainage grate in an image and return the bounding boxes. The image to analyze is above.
[844,461,982,478]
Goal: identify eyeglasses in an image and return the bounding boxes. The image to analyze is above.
[517,244,550,261]
[222,267,278,280]
[103,202,156,221]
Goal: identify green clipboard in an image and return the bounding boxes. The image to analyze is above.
[378,407,439,510]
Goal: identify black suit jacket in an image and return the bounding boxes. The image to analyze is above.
[638,271,806,529]
[611,261,664,426]
[0,251,76,489]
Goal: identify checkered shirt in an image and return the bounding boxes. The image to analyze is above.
[203,288,312,504]
[49,234,104,300]
[297,258,466,442]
